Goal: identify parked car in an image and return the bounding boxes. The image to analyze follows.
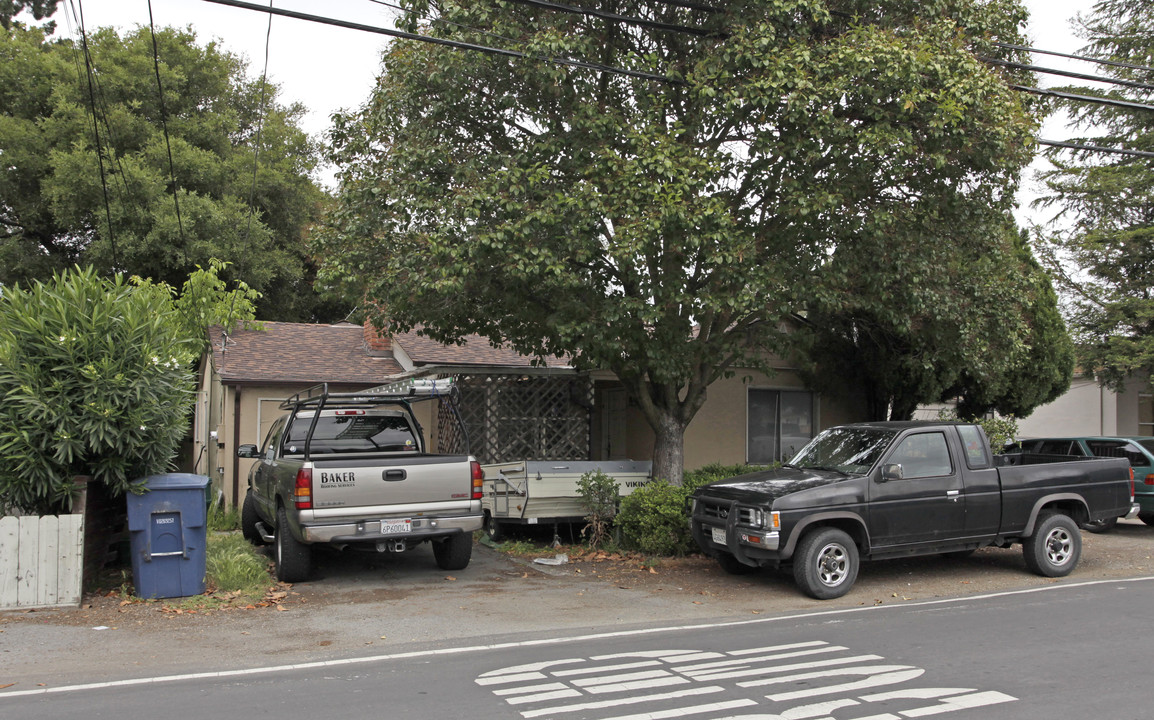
[1013,436,1154,531]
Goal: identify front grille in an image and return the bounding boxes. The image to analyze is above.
[699,500,759,526]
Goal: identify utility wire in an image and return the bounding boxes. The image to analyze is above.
[146,0,188,260]
[993,41,1154,77]
[202,0,681,84]
[1012,84,1154,113]
[983,56,1154,93]
[1038,139,1154,159]
[502,0,714,37]
[74,0,120,268]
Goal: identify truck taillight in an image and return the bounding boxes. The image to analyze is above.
[471,460,483,500]
[294,467,313,509]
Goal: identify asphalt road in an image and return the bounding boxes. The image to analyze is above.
[3,576,1151,720]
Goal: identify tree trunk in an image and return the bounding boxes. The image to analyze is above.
[650,410,687,487]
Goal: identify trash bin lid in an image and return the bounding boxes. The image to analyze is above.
[137,473,211,490]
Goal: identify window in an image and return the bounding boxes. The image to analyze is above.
[1086,440,1147,468]
[1036,439,1083,456]
[1140,394,1153,438]
[956,425,990,469]
[284,412,418,454]
[748,389,813,464]
[888,433,953,479]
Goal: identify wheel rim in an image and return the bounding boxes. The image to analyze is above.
[815,542,849,587]
[1044,526,1073,566]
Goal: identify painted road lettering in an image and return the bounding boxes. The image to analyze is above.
[476,641,1015,719]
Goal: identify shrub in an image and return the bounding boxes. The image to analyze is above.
[937,409,1020,452]
[577,469,619,547]
[0,267,196,515]
[617,463,760,556]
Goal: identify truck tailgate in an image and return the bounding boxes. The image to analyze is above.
[309,454,475,512]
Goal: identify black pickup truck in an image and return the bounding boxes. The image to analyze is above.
[689,421,1137,599]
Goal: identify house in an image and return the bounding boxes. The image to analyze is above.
[194,321,866,508]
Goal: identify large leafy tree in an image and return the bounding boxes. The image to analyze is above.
[800,220,1072,421]
[1035,0,1154,393]
[0,23,340,321]
[317,0,1039,484]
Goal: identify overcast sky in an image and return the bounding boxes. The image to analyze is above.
[53,0,1100,225]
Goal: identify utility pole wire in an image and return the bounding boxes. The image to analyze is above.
[201,0,681,84]
[983,56,1154,93]
[993,41,1154,76]
[1037,139,1154,160]
[503,0,715,36]
[1012,84,1154,113]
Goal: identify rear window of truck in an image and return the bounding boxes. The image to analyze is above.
[283,414,418,455]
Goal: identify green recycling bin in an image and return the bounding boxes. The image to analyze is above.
[126,474,210,599]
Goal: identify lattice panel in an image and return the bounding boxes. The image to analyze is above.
[453,374,591,464]
[435,398,469,455]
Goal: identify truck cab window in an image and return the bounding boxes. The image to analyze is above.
[888,432,952,479]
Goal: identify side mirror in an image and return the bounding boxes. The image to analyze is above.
[880,463,904,483]
[236,443,259,459]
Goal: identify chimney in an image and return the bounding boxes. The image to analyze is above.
[363,320,393,357]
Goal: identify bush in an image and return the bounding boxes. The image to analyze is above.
[617,463,759,556]
[0,267,196,515]
[577,469,619,547]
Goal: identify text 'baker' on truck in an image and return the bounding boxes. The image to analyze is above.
[236,379,483,583]
[689,421,1138,600]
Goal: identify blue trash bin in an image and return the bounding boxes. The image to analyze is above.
[126,473,211,599]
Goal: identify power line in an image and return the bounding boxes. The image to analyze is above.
[992,41,1154,77]
[1038,139,1154,159]
[983,56,1154,93]
[147,0,188,263]
[201,0,681,84]
[502,0,714,37]
[1012,84,1154,113]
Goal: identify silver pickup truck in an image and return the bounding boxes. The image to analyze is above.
[237,380,483,582]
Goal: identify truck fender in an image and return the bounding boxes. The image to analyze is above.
[1023,494,1089,536]
[781,512,870,559]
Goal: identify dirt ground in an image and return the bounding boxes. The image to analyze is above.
[2,518,1152,689]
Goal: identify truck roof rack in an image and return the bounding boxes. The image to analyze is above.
[279,377,458,411]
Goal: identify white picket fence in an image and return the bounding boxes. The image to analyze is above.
[0,514,85,610]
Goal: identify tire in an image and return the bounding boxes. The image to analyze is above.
[1083,516,1118,534]
[716,552,755,575]
[274,505,312,583]
[792,527,859,600]
[1023,512,1081,578]
[1139,512,1154,527]
[241,492,266,546]
[484,512,505,542]
[433,533,473,571]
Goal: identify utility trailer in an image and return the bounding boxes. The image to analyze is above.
[480,460,652,541]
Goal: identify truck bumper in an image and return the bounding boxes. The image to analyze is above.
[302,514,483,543]
[1125,502,1141,520]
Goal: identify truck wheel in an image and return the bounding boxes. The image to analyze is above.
[241,492,266,546]
[1023,512,1081,577]
[433,533,473,571]
[716,552,755,575]
[484,512,505,542]
[1083,516,1118,533]
[275,505,312,583]
[793,527,859,600]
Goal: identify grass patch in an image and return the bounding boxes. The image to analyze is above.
[204,531,274,600]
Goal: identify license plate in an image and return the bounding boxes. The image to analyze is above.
[711,527,726,545]
[381,519,412,535]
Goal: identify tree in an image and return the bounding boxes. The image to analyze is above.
[0,267,195,516]
[1034,0,1154,394]
[0,0,58,29]
[316,1,1039,484]
[799,220,1073,420]
[0,23,341,322]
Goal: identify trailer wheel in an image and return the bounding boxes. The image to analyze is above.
[484,512,505,542]
[1023,511,1081,577]
[433,533,473,571]
[241,492,266,546]
[275,505,312,583]
[793,527,859,600]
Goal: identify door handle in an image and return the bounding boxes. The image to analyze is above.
[946,490,961,502]
[383,469,406,481]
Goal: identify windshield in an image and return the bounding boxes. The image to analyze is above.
[789,427,897,474]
